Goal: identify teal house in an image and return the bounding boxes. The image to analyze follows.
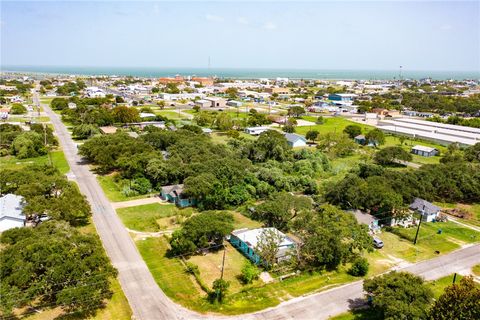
[229,228,297,266]
[160,184,196,208]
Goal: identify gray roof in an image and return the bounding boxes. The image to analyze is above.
[409,198,441,215]
[0,194,25,221]
[354,134,366,139]
[351,210,377,225]
[284,133,306,144]
[161,184,184,198]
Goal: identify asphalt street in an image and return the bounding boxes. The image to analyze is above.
[36,89,480,320]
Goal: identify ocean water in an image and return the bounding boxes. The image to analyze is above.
[2,65,479,80]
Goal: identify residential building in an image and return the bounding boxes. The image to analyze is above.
[409,198,441,222]
[204,97,227,108]
[226,100,243,107]
[229,228,297,265]
[194,99,211,108]
[328,93,357,102]
[411,145,439,157]
[265,87,290,95]
[351,210,380,233]
[0,194,26,232]
[245,126,270,135]
[285,133,307,147]
[160,184,196,208]
[354,134,367,145]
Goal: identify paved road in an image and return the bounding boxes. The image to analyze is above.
[35,89,480,320]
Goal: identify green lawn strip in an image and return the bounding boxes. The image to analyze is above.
[295,117,372,136]
[96,174,157,202]
[0,150,70,174]
[116,203,193,232]
[155,110,189,119]
[7,116,50,123]
[136,237,201,307]
[426,274,464,299]
[472,265,480,276]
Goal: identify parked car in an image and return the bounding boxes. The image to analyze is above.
[373,237,384,249]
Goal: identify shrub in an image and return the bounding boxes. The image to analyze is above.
[348,257,369,276]
[240,261,261,284]
[10,103,27,115]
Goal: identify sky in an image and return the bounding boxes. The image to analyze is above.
[1,1,479,71]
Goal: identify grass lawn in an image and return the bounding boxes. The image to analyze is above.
[155,110,190,120]
[472,264,480,276]
[434,202,480,227]
[381,221,479,262]
[382,135,446,165]
[117,203,194,232]
[96,174,156,202]
[137,236,357,315]
[210,131,255,144]
[7,116,50,123]
[0,150,70,174]
[295,117,373,136]
[426,273,464,298]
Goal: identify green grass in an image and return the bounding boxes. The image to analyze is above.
[295,117,373,136]
[137,236,357,315]
[382,135,446,165]
[427,274,464,298]
[96,174,156,202]
[0,150,70,174]
[472,265,480,276]
[117,203,193,232]
[7,116,50,123]
[155,110,190,119]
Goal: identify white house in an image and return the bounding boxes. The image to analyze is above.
[0,194,26,232]
[285,133,307,148]
[85,86,106,98]
[409,198,441,222]
[245,126,270,135]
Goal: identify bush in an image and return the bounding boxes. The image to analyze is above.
[185,262,200,275]
[316,116,325,124]
[348,257,369,276]
[131,177,152,194]
[10,103,27,115]
[240,261,261,284]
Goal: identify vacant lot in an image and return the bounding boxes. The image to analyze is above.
[96,174,157,202]
[117,203,194,232]
[0,150,70,174]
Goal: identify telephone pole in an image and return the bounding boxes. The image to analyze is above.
[220,241,226,280]
[413,205,425,245]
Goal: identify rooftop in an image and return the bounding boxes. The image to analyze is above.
[409,198,441,215]
[0,194,25,221]
[231,227,296,249]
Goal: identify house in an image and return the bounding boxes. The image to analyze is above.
[204,97,227,108]
[328,93,357,103]
[265,87,290,95]
[0,107,10,119]
[285,133,307,148]
[354,134,367,145]
[244,126,270,135]
[411,145,439,157]
[351,210,380,233]
[194,99,211,108]
[229,228,297,265]
[160,184,196,208]
[0,194,26,232]
[99,126,118,134]
[409,198,441,222]
[191,77,214,87]
[226,100,243,107]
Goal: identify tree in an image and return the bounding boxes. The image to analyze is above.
[288,106,306,118]
[253,192,312,231]
[0,221,116,317]
[316,116,325,124]
[51,97,69,110]
[317,132,357,157]
[364,271,433,320]
[464,143,480,163]
[168,211,234,256]
[115,95,124,103]
[254,228,286,268]
[429,276,480,320]
[211,278,230,303]
[112,106,140,123]
[225,87,239,99]
[365,129,385,147]
[291,205,372,271]
[10,103,27,114]
[156,100,166,109]
[240,261,261,284]
[72,124,100,139]
[348,257,369,276]
[282,124,295,133]
[305,130,319,143]
[215,112,234,131]
[11,131,47,159]
[343,125,362,139]
[374,146,413,165]
[194,111,215,127]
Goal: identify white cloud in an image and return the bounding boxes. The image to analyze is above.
[263,21,277,30]
[237,17,249,25]
[206,14,224,23]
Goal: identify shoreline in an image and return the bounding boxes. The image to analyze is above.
[2,67,479,81]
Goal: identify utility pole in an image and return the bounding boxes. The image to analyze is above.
[44,124,52,166]
[452,273,457,284]
[413,205,425,245]
[220,241,226,280]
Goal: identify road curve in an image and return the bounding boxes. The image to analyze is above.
[37,90,480,320]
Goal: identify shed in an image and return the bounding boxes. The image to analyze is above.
[411,145,439,157]
[245,126,270,135]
